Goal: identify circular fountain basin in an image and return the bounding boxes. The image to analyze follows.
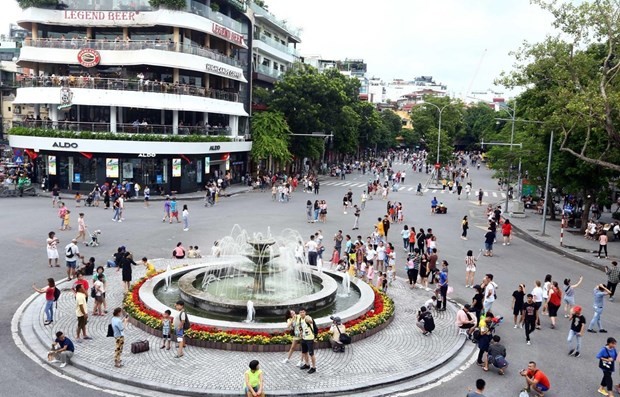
[139,261,375,333]
[178,266,338,317]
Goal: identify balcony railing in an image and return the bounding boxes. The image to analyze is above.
[256,34,298,56]
[190,1,244,33]
[12,120,239,137]
[18,76,240,102]
[55,0,153,11]
[248,2,300,38]
[25,38,242,68]
[255,64,282,79]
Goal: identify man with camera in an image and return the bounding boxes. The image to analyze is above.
[416,306,435,336]
[48,331,74,368]
[588,284,612,333]
[520,361,550,397]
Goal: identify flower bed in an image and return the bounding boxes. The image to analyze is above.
[124,274,395,350]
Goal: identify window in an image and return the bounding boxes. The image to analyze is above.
[261,58,270,67]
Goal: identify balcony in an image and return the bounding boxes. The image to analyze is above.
[190,1,244,33]
[19,76,240,102]
[248,2,301,41]
[256,34,298,56]
[26,38,243,68]
[255,64,282,80]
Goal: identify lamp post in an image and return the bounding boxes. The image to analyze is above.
[541,130,554,236]
[423,102,450,184]
[497,101,516,213]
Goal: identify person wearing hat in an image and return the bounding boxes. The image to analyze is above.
[456,304,477,338]
[567,305,586,357]
[329,316,347,352]
[64,238,81,280]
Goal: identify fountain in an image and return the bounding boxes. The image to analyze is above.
[343,272,351,295]
[164,265,172,291]
[176,228,340,318]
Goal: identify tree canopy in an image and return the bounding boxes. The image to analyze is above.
[250,110,292,167]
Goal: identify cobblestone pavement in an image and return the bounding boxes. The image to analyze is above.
[21,258,467,396]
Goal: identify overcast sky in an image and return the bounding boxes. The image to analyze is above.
[1,0,557,98]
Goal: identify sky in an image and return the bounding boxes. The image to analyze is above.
[0,0,557,98]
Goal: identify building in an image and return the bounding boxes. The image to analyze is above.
[467,89,506,110]
[249,1,300,88]
[302,56,369,101]
[9,0,255,192]
[383,76,447,103]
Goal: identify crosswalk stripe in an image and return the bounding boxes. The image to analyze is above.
[399,187,406,191]
[501,193,506,199]
[484,192,489,196]
[408,187,413,191]
[423,189,430,193]
[334,182,344,186]
[492,192,498,198]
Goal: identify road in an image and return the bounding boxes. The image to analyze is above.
[1,162,617,396]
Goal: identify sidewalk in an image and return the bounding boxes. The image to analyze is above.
[508,206,617,270]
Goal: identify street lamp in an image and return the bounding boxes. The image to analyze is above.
[497,101,517,212]
[422,101,450,183]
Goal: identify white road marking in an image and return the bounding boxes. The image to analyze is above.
[484,192,489,197]
[492,192,497,198]
[399,187,406,191]
[408,188,413,191]
[501,193,506,198]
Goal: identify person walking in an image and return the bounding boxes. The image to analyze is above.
[162,196,171,222]
[478,189,484,206]
[512,283,525,328]
[502,219,512,245]
[563,276,584,317]
[74,284,90,342]
[111,307,128,368]
[567,306,585,358]
[532,280,544,329]
[46,231,60,268]
[522,294,538,345]
[182,204,189,231]
[606,261,620,302]
[75,213,87,242]
[143,185,150,207]
[33,278,56,325]
[483,228,495,257]
[352,205,360,230]
[437,261,449,311]
[544,281,562,329]
[461,216,469,240]
[588,284,612,333]
[596,337,618,397]
[465,250,476,288]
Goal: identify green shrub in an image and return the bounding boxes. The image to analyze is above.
[17,0,59,9]
[8,126,233,143]
[149,0,187,10]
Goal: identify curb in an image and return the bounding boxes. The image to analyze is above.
[511,223,604,271]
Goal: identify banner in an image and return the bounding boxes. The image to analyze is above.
[172,158,182,177]
[106,158,119,178]
[122,162,133,179]
[48,155,56,176]
[204,157,210,174]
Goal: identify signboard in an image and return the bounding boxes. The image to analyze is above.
[106,158,119,178]
[77,48,101,68]
[522,184,536,197]
[211,24,243,46]
[58,87,73,110]
[205,64,242,80]
[156,174,163,184]
[204,157,210,174]
[48,155,57,176]
[122,162,133,179]
[172,158,181,177]
[64,10,138,21]
[74,173,81,183]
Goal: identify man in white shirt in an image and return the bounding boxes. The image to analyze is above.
[305,235,318,267]
[483,273,496,313]
[65,238,81,280]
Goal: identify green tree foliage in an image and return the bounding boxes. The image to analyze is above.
[16,0,58,8]
[149,0,187,10]
[270,65,363,161]
[459,102,496,148]
[410,97,463,164]
[500,0,620,172]
[250,111,292,165]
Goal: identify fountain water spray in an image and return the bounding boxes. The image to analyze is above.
[164,265,172,290]
[245,300,255,323]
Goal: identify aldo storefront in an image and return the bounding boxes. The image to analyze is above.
[9,135,250,193]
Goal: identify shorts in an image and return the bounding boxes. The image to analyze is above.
[77,315,87,328]
[172,211,179,217]
[548,302,560,317]
[563,295,575,305]
[47,248,59,260]
[176,328,184,342]
[162,333,170,340]
[466,265,476,272]
[301,339,315,356]
[144,197,149,201]
[95,295,104,303]
[484,243,493,251]
[66,261,77,269]
[536,384,549,392]
[513,305,523,316]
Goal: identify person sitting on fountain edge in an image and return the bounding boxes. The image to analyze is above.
[329,316,347,353]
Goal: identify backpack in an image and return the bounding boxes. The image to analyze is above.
[66,246,74,258]
[180,312,191,331]
[53,287,61,302]
[311,318,319,337]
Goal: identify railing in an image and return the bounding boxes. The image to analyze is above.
[256,33,298,56]
[190,1,244,33]
[248,2,301,38]
[25,38,242,68]
[12,120,237,137]
[56,0,153,11]
[18,76,240,102]
[255,64,282,79]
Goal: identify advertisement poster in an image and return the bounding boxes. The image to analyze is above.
[106,158,119,178]
[48,155,57,176]
[204,157,210,174]
[74,173,81,183]
[122,162,133,179]
[172,158,181,177]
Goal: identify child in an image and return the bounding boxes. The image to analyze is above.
[375,271,383,289]
[330,247,340,268]
[193,246,202,258]
[347,259,357,279]
[424,296,437,311]
[381,272,388,292]
[359,261,367,281]
[397,207,404,224]
[75,192,82,207]
[387,265,395,286]
[75,213,86,242]
[63,210,71,231]
[142,257,156,277]
[187,246,196,258]
[161,309,171,350]
[366,262,375,285]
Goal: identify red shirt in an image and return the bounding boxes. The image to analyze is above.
[527,369,550,389]
[502,223,512,235]
[45,287,55,301]
[73,279,89,293]
[549,286,562,306]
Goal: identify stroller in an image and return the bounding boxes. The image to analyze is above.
[85,229,101,247]
[85,192,95,207]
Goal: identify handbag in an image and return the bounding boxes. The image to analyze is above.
[599,348,614,371]
[131,340,150,354]
[106,324,114,337]
[336,326,352,345]
[90,286,96,299]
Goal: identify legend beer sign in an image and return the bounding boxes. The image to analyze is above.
[64,10,138,21]
[211,24,243,46]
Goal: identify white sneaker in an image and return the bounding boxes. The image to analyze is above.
[520,324,523,329]
[59,363,67,368]
[502,243,506,246]
[282,358,289,364]
[296,360,303,367]
[514,324,518,329]
[49,359,60,364]
[183,228,189,231]
[118,220,123,223]
[527,341,531,345]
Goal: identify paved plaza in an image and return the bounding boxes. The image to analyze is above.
[4,164,620,396]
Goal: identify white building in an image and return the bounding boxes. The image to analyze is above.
[383,76,448,103]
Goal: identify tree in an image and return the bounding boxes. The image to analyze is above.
[149,0,186,9]
[501,0,620,172]
[16,0,58,8]
[459,102,496,149]
[250,111,292,173]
